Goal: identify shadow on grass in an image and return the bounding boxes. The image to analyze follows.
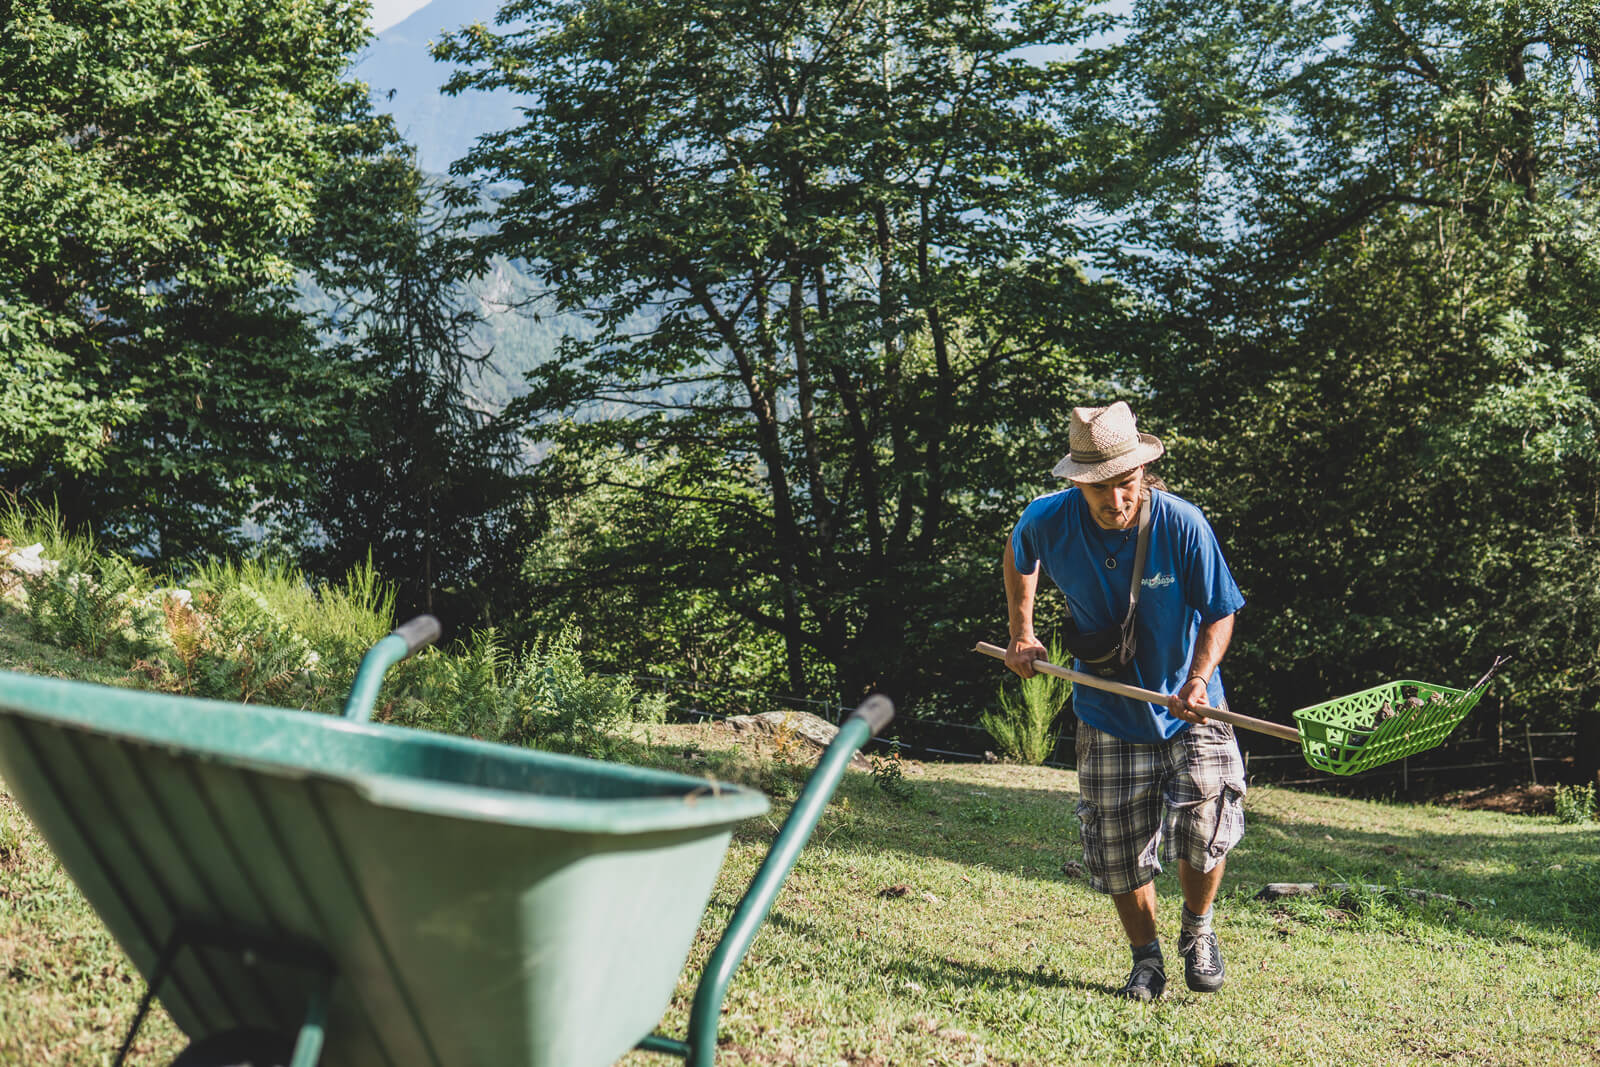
[760,908,1125,998]
[737,763,1600,954]
[1231,808,1600,950]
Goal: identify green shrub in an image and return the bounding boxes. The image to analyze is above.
[183,557,324,635]
[0,496,85,565]
[755,713,813,799]
[23,554,163,661]
[501,626,667,759]
[1,498,142,659]
[981,635,1072,764]
[1554,782,1597,825]
[155,555,394,709]
[395,626,665,759]
[400,628,514,739]
[267,554,395,683]
[870,742,916,801]
[0,505,657,756]
[192,583,322,705]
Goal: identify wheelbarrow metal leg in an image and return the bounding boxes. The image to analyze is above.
[114,933,183,1066]
[635,1033,691,1058]
[118,922,335,1066]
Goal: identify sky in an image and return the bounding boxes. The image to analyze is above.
[370,0,433,33]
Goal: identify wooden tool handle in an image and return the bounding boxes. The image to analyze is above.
[974,641,1301,744]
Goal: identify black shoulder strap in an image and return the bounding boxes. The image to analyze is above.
[1114,491,1153,657]
[1124,491,1153,623]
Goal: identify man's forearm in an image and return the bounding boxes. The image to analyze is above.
[1187,614,1236,683]
[1169,613,1236,722]
[1002,542,1046,677]
[1002,543,1038,641]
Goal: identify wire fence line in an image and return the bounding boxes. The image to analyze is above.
[623,673,861,722]
[1249,731,1580,789]
[619,672,1584,789]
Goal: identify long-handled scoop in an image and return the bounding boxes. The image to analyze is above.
[974,641,1494,775]
[974,641,1298,742]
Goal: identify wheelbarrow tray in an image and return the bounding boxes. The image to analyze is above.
[0,670,769,1067]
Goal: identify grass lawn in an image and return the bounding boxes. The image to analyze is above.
[1,622,1597,1065]
[619,727,1600,1066]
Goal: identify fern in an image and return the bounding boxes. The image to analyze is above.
[23,554,161,661]
[981,634,1073,765]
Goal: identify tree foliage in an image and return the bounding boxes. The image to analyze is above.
[439,0,1131,706]
[0,0,381,558]
[1087,0,1600,750]
[6,0,1595,785]
[290,151,533,632]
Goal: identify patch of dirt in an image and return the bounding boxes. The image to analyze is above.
[1435,782,1555,815]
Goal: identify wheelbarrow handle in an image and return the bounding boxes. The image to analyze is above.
[392,615,443,656]
[342,615,444,722]
[974,642,1300,744]
[661,695,893,1067]
[846,693,895,736]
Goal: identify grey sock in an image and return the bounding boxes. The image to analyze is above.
[1181,905,1213,938]
[1132,939,1163,965]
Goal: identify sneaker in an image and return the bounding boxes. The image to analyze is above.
[1116,956,1166,1001]
[1177,929,1225,992]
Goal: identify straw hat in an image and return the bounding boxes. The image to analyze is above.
[1050,401,1165,482]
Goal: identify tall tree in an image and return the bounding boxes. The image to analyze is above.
[439,0,1128,706]
[292,155,533,631]
[0,0,383,559]
[1083,0,1600,763]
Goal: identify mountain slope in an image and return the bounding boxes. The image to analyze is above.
[352,0,520,175]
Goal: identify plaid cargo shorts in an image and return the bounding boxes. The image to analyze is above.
[1073,717,1247,896]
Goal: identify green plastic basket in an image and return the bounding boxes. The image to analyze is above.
[1292,679,1487,775]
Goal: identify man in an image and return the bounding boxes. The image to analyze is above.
[1003,401,1247,1001]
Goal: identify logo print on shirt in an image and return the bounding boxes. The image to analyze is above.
[1142,572,1175,589]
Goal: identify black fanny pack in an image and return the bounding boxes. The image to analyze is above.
[1064,493,1151,679]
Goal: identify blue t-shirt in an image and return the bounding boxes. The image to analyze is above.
[1010,487,1245,744]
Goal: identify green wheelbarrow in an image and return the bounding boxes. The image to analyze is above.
[0,616,894,1067]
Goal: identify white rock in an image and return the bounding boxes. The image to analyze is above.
[5,543,58,576]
